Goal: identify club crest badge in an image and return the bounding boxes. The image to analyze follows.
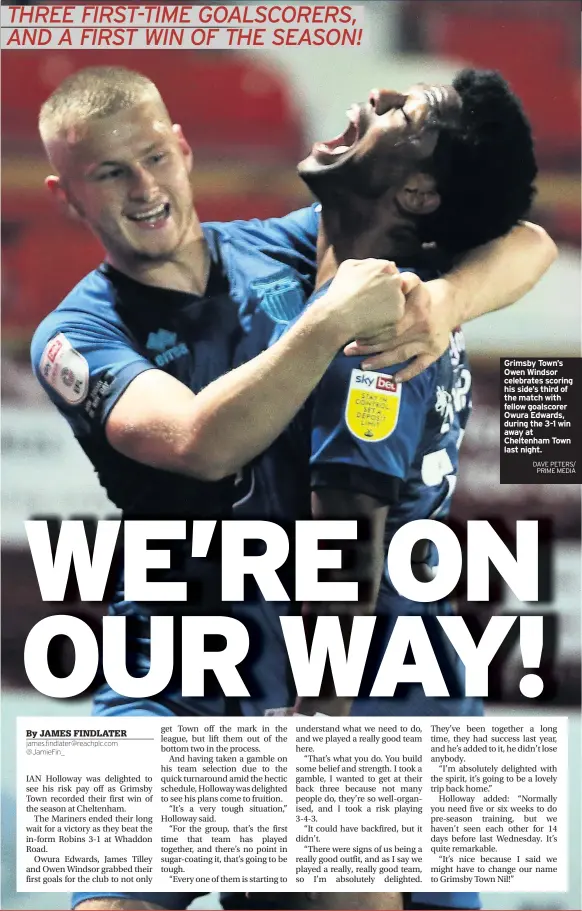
[252,275,305,324]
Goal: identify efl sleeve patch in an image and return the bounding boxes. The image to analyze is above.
[38,332,89,405]
[345,369,401,442]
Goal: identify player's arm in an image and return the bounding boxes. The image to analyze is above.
[346,221,557,380]
[106,260,404,481]
[436,220,557,320]
[293,487,388,718]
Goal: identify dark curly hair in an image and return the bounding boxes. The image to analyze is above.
[421,69,537,255]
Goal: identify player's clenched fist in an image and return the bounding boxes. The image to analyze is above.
[316,258,405,345]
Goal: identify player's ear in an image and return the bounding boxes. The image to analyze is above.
[172,123,193,172]
[396,172,441,215]
[45,175,84,221]
[45,174,65,201]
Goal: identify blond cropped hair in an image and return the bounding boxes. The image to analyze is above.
[39,66,170,151]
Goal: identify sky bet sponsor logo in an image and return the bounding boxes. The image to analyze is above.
[354,372,397,393]
[146,328,188,367]
[347,369,401,442]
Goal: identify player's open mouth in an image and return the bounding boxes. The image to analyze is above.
[312,104,362,165]
[126,202,171,228]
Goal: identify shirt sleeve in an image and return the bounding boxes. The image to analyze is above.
[252,204,319,252]
[309,354,435,505]
[232,205,319,279]
[30,313,157,439]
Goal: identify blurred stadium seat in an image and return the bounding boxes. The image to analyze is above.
[406,5,579,163]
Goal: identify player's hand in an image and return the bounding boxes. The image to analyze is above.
[320,259,405,345]
[344,273,454,382]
